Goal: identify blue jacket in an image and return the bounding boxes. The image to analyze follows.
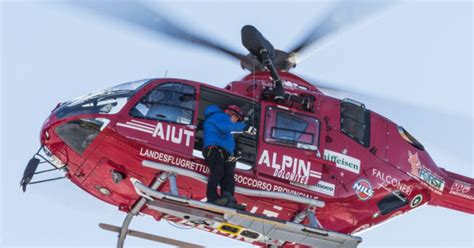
[203,105,246,155]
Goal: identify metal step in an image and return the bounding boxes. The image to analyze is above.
[132,177,362,248]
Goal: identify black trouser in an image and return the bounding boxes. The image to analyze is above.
[203,146,235,202]
[222,161,236,197]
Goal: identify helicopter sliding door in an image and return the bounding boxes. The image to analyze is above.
[116,81,198,155]
[194,86,259,169]
[257,102,323,185]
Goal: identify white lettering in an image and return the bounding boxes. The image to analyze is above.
[258,150,271,167]
[271,152,281,170]
[324,150,361,174]
[258,150,312,183]
[152,122,165,139]
[262,210,279,218]
[372,168,413,196]
[183,129,194,147]
[139,147,206,173]
[150,122,194,147]
[165,124,171,141]
[282,155,292,170]
[170,126,180,144]
[298,159,311,178]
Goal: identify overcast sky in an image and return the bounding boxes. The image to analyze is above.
[1,1,472,247]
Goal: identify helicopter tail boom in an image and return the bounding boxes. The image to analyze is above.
[428,169,474,214]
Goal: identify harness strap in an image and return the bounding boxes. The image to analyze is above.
[205,146,228,160]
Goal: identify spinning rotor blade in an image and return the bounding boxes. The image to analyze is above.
[304,75,461,118]
[72,1,245,61]
[305,76,472,161]
[288,0,392,62]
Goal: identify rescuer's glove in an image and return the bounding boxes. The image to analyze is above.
[243,126,257,135]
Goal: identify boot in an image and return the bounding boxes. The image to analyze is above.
[226,200,246,211]
[208,197,228,206]
[222,191,246,211]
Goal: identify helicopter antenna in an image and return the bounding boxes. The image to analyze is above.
[250,57,256,127]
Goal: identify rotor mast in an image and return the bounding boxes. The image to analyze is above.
[241,25,286,100]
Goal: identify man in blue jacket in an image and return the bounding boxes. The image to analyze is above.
[203,105,256,210]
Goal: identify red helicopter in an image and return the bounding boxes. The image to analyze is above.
[20,1,473,247]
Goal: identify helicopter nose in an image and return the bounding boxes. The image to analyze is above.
[40,114,55,144]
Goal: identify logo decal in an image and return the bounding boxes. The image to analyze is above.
[419,168,445,191]
[312,181,336,197]
[372,168,413,196]
[408,151,422,177]
[117,120,194,147]
[353,179,374,201]
[324,150,361,174]
[408,151,445,193]
[258,149,318,184]
[410,194,423,208]
[449,180,473,200]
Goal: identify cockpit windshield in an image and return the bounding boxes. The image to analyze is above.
[54,79,150,119]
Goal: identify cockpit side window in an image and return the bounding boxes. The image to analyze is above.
[264,106,320,150]
[130,82,196,125]
[398,126,425,151]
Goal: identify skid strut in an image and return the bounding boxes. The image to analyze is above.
[292,206,321,228]
[116,172,170,248]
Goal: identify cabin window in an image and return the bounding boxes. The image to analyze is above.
[130,82,196,125]
[377,190,408,215]
[340,98,370,147]
[398,126,425,151]
[264,106,319,150]
[54,79,149,119]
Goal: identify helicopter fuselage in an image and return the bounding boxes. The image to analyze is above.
[37,71,474,245]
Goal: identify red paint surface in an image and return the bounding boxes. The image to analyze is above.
[39,72,474,247]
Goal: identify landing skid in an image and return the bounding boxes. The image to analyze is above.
[144,196,361,248]
[106,171,362,248]
[99,223,204,248]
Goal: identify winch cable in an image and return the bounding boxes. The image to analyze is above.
[249,58,267,245]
